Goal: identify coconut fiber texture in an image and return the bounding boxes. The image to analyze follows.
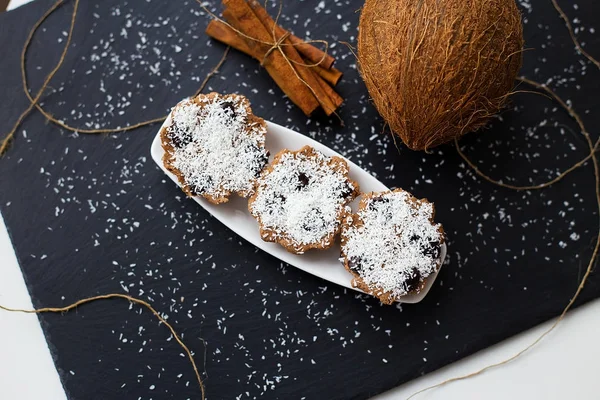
[0,0,599,399]
[358,0,524,151]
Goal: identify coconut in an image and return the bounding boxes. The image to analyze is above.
[357,0,523,151]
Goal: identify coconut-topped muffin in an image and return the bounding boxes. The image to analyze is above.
[161,92,269,204]
[248,146,359,254]
[340,189,445,304]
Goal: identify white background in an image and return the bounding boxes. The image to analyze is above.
[1,0,599,398]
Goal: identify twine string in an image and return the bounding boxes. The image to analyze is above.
[0,0,231,390]
[409,1,600,397]
[0,293,206,399]
[262,31,291,65]
[455,76,599,191]
[455,0,600,191]
[264,0,329,68]
[0,0,79,155]
[410,83,600,399]
[0,0,230,155]
[551,0,600,69]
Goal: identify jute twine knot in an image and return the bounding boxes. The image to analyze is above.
[200,1,331,69]
[261,30,291,66]
[0,0,230,157]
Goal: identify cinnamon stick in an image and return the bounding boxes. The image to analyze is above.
[222,0,319,116]
[206,19,252,55]
[206,18,342,115]
[313,65,343,86]
[206,19,342,87]
[247,0,335,70]
[288,34,335,70]
[245,0,337,115]
[317,78,343,109]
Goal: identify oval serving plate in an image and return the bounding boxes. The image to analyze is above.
[150,119,446,303]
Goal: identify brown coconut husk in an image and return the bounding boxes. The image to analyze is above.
[357,0,523,151]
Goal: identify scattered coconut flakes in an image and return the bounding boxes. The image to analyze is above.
[167,95,267,199]
[342,191,443,297]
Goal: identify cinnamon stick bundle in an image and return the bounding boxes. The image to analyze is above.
[206,0,343,116]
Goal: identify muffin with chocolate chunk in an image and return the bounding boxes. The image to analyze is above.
[161,92,269,204]
[248,146,359,254]
[340,189,445,304]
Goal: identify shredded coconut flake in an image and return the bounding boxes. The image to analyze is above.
[166,95,267,199]
[250,149,355,248]
[342,191,443,297]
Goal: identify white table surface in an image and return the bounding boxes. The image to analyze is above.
[1,1,598,398]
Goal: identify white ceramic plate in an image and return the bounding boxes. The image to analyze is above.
[150,119,446,303]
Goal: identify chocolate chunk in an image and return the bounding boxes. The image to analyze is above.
[409,234,441,259]
[421,239,441,259]
[296,172,310,190]
[423,239,441,258]
[348,257,362,272]
[371,196,389,204]
[168,128,192,148]
[260,150,270,167]
[220,101,237,117]
[265,194,286,213]
[340,182,354,198]
[368,195,389,210]
[251,146,269,177]
[302,208,324,232]
[402,268,422,293]
[190,176,212,195]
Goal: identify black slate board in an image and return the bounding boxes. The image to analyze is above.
[1,0,599,399]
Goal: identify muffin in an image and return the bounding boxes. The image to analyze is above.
[340,189,445,304]
[161,92,269,204]
[248,145,360,254]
